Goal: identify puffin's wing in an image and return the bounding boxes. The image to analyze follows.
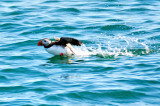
[59,37,83,46]
[54,37,60,41]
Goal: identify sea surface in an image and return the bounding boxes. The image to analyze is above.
[0,0,160,106]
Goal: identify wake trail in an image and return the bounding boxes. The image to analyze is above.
[72,35,152,58]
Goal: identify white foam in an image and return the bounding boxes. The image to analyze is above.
[71,35,150,58]
[71,44,94,56]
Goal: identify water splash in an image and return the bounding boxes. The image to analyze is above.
[72,35,151,58]
[71,44,94,56]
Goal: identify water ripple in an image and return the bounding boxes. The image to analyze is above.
[56,8,81,13]
[0,0,160,105]
[101,25,133,31]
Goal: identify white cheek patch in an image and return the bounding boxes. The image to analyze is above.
[44,40,51,46]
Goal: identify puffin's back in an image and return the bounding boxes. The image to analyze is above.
[55,37,82,46]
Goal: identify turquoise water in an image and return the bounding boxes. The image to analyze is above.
[0,0,160,105]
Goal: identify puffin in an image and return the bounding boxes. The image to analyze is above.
[37,37,83,56]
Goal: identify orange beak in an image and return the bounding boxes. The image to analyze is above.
[37,40,43,46]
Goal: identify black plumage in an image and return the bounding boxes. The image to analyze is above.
[54,37,82,46]
[44,37,82,48]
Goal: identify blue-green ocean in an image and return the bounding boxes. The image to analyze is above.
[0,0,160,106]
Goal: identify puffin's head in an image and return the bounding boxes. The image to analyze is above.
[37,38,52,47]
